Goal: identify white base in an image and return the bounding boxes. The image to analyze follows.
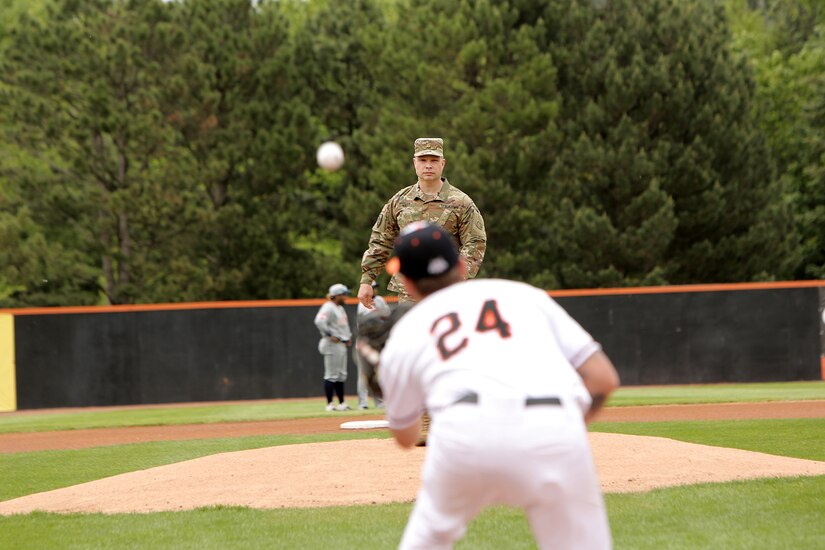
[340,420,390,430]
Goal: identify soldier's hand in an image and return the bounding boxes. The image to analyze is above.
[358,283,375,309]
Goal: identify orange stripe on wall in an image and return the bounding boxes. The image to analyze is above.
[548,279,825,298]
[0,279,821,316]
[1,299,329,316]
[821,356,825,381]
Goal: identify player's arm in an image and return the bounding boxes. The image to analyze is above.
[535,290,620,422]
[314,305,339,341]
[457,202,486,278]
[377,321,426,449]
[391,418,422,449]
[577,350,620,423]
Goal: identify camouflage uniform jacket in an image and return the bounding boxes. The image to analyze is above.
[360,178,486,293]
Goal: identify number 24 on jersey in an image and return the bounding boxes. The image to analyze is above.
[430,299,511,360]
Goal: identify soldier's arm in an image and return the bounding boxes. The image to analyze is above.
[359,200,400,285]
[457,202,487,278]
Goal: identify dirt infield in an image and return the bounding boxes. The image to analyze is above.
[3,433,825,515]
[1,400,823,514]
[1,400,823,454]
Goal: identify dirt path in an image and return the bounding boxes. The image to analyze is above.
[1,400,823,514]
[2,400,823,454]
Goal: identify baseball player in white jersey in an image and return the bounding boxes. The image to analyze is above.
[314,283,353,411]
[355,281,391,409]
[378,222,620,549]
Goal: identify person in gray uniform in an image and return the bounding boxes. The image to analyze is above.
[314,283,353,411]
[354,281,391,409]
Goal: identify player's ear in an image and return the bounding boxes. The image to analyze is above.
[457,256,468,279]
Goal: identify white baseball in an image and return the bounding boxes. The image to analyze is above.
[317,141,345,171]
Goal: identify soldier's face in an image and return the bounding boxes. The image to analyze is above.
[413,155,446,183]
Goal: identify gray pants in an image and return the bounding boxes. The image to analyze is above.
[319,339,347,382]
[352,343,383,408]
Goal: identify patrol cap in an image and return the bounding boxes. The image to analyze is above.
[328,283,350,297]
[388,222,458,281]
[413,138,444,158]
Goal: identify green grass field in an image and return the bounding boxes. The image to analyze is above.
[1,381,824,549]
[2,380,823,434]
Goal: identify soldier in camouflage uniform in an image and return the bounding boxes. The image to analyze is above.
[358,137,486,308]
[358,137,486,446]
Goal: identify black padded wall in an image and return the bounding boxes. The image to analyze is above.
[557,287,821,385]
[12,286,823,409]
[15,305,358,409]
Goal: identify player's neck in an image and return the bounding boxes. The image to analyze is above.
[417,178,443,196]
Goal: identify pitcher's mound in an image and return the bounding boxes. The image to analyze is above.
[2,434,824,515]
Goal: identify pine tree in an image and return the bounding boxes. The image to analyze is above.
[727,0,824,280]
[539,0,794,286]
[0,0,188,304]
[346,0,564,286]
[158,0,325,300]
[284,0,391,291]
[799,79,825,278]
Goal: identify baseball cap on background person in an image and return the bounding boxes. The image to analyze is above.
[386,222,458,281]
[413,138,444,158]
[328,283,350,297]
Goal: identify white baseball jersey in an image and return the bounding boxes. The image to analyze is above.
[380,278,598,429]
[380,278,611,549]
[356,295,391,325]
[314,301,352,343]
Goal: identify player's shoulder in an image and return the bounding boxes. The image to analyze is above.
[458,279,558,317]
[320,299,338,310]
[461,278,544,294]
[412,279,545,310]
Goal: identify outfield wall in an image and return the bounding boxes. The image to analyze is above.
[1,281,823,410]
[555,284,823,385]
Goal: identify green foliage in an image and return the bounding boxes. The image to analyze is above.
[727,0,825,278]
[0,205,99,306]
[1,0,195,304]
[161,0,333,300]
[540,0,795,286]
[802,77,825,277]
[0,0,820,305]
[0,0,48,50]
[358,0,564,285]
[282,0,390,288]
